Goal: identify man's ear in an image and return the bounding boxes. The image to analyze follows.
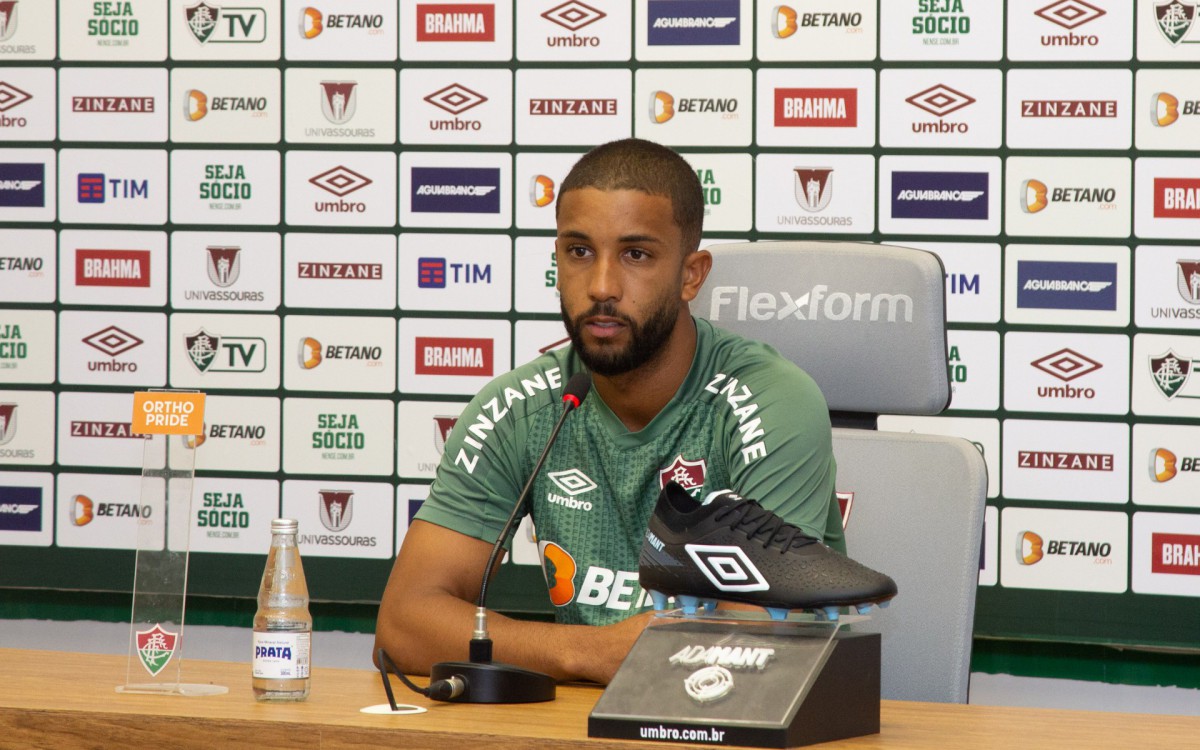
[680,249,713,303]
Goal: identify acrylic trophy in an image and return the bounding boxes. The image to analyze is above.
[589,611,880,748]
[117,390,226,696]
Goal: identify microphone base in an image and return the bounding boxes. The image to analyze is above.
[430,660,556,704]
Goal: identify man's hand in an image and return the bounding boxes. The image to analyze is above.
[374,520,651,684]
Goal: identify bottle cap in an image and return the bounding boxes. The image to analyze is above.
[271,518,299,534]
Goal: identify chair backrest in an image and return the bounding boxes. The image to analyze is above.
[695,240,987,703]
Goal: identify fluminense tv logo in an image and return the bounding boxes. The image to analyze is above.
[185,329,267,373]
[184,1,268,44]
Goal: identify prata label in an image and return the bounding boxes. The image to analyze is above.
[252,631,311,679]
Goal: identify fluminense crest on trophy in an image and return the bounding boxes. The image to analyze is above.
[135,623,178,677]
[206,246,242,288]
[1150,350,1192,399]
[1156,0,1197,45]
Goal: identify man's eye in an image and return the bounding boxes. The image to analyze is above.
[568,245,590,257]
[627,248,647,261]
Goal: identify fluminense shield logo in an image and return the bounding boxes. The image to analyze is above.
[1157,0,1197,45]
[135,624,178,677]
[794,168,833,212]
[1154,92,1180,126]
[1150,350,1192,399]
[185,329,220,372]
[320,81,357,124]
[906,85,976,118]
[1035,0,1106,28]
[772,5,797,38]
[542,1,606,31]
[658,455,707,494]
[0,403,15,445]
[318,489,353,532]
[185,2,221,42]
[1031,348,1103,381]
[1177,260,1200,303]
[424,83,487,115]
[685,544,769,592]
[309,165,371,196]
[206,246,241,287]
[548,468,598,495]
[0,81,31,112]
[0,1,18,42]
[432,415,457,453]
[83,326,144,357]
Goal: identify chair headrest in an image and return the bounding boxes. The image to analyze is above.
[694,241,951,415]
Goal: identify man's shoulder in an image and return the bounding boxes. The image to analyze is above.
[700,318,814,382]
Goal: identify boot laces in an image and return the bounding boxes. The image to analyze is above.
[712,499,818,552]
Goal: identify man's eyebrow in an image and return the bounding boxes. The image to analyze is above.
[558,229,591,240]
[617,233,662,244]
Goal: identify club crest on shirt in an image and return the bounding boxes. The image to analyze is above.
[659,455,707,496]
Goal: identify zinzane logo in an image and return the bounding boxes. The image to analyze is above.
[685,544,769,592]
[709,285,914,323]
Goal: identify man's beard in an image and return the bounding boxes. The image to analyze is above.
[560,297,679,377]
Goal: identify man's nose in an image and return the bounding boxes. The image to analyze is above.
[588,252,622,301]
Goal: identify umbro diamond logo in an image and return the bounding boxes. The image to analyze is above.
[685,544,770,593]
[906,85,976,118]
[548,468,597,495]
[424,84,488,115]
[309,166,372,197]
[542,1,606,31]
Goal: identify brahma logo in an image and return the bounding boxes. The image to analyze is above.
[0,163,44,208]
[1149,350,1193,399]
[540,540,578,606]
[1153,178,1200,218]
[685,544,769,592]
[71,96,156,114]
[75,249,151,288]
[0,1,17,42]
[793,168,833,212]
[774,87,856,127]
[647,0,739,46]
[414,336,493,376]
[206,246,241,287]
[530,175,555,207]
[1016,530,1044,565]
[319,81,357,124]
[658,455,707,496]
[300,7,384,38]
[891,171,988,220]
[410,167,501,214]
[771,5,797,38]
[1016,260,1117,311]
[1035,0,1105,46]
[1151,532,1200,575]
[1156,0,1198,46]
[1150,447,1179,482]
[318,489,353,532]
[184,2,268,44]
[1017,451,1113,471]
[416,3,494,41]
[0,486,40,532]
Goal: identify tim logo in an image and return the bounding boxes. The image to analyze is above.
[0,163,44,208]
[658,456,707,496]
[320,81,357,124]
[0,1,17,42]
[794,168,833,212]
[0,403,15,445]
[414,336,493,376]
[206,246,241,287]
[410,167,501,214]
[76,173,149,204]
[774,88,856,127]
[75,249,151,288]
[417,257,446,288]
[891,171,988,220]
[416,3,495,42]
[184,2,268,44]
[0,486,40,533]
[647,0,740,46]
[685,543,769,592]
[318,489,353,532]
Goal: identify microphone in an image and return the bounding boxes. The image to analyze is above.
[427,371,591,703]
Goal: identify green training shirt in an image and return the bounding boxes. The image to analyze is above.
[416,316,843,626]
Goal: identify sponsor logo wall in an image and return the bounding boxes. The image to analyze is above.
[0,2,1197,646]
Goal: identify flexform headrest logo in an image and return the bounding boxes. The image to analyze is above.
[1151,447,1178,482]
[0,402,15,445]
[299,337,322,369]
[1151,532,1200,576]
[1016,530,1044,565]
[300,6,322,37]
[891,171,988,220]
[774,87,856,127]
[319,81,357,124]
[1153,92,1180,127]
[410,167,500,214]
[530,174,555,207]
[414,336,493,376]
[1177,260,1200,304]
[794,168,833,212]
[708,285,914,324]
[1016,260,1117,311]
[75,249,151,288]
[206,246,241,287]
[416,3,495,42]
[183,89,208,121]
[647,0,739,46]
[651,90,674,123]
[542,1,606,31]
[771,5,797,38]
[0,163,44,208]
[1154,178,1200,218]
[0,1,17,42]
[0,81,31,113]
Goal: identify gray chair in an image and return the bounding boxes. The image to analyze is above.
[695,240,988,704]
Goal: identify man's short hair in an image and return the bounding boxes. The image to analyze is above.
[557,138,704,252]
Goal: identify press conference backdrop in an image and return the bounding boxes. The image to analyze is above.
[0,0,1198,652]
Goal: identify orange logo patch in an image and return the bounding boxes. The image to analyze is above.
[540,541,577,607]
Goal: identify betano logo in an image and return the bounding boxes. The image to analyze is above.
[72,494,94,526]
[299,337,382,368]
[299,336,322,369]
[771,5,797,38]
[1150,447,1179,482]
[1021,179,1048,213]
[1153,92,1180,127]
[651,90,674,123]
[300,7,384,38]
[184,89,207,121]
[1016,530,1044,565]
[530,174,555,207]
[1021,180,1117,214]
[1016,529,1113,564]
[540,540,578,606]
[709,285,913,323]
